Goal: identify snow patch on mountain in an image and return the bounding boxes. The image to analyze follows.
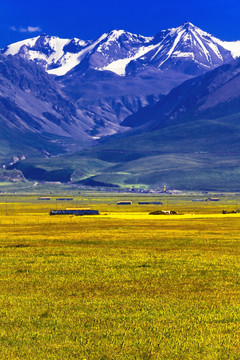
[4,36,41,55]
[98,44,157,76]
[47,33,108,76]
[217,40,240,58]
[172,51,194,58]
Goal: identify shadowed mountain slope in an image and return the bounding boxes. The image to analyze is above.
[0,54,95,162]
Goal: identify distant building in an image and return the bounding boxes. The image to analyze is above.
[50,209,99,216]
[56,198,73,201]
[138,202,162,205]
[117,201,132,205]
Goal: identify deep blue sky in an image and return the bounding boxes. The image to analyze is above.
[1,0,240,47]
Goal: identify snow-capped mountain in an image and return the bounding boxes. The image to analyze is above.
[3,21,240,139]
[126,22,240,76]
[3,34,92,76]
[2,30,153,76]
[3,22,240,77]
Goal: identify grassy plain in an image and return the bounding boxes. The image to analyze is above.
[1,193,240,359]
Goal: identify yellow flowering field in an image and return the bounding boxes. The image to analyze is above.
[0,194,240,359]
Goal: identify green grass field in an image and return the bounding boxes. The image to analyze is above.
[1,193,240,359]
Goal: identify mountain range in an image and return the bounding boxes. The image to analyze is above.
[4,22,240,77]
[3,21,240,139]
[2,22,240,189]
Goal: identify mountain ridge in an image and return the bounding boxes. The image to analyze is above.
[3,22,240,78]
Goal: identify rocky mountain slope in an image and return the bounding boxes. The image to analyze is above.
[122,58,240,129]
[0,54,95,162]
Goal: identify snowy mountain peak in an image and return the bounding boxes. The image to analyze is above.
[170,21,211,38]
[106,29,153,42]
[133,22,240,75]
[180,21,196,29]
[97,29,153,53]
[108,29,126,38]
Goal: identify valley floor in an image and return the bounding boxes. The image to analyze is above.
[0,193,240,359]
